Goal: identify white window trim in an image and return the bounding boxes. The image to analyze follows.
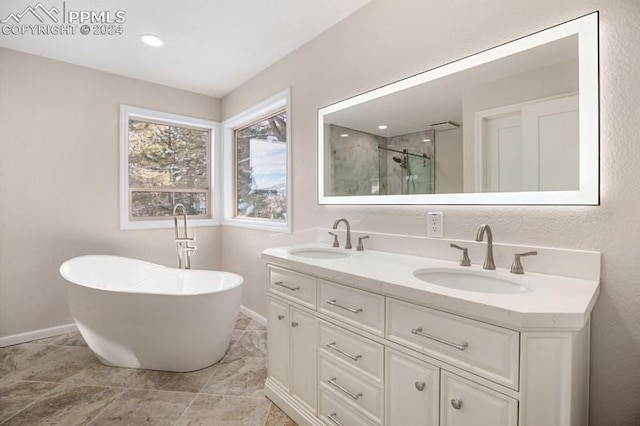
[119,105,221,230]
[222,88,292,233]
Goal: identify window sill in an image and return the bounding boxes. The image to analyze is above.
[120,218,220,231]
[221,217,291,233]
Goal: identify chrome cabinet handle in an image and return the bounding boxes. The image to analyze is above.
[327,377,362,400]
[327,299,363,314]
[326,342,362,361]
[415,381,426,391]
[451,398,463,410]
[274,280,300,291]
[277,315,284,320]
[326,413,344,426]
[411,327,469,351]
[291,321,298,328]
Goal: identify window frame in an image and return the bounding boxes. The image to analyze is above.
[119,105,221,230]
[222,88,292,233]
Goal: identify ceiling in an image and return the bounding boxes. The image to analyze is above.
[0,0,371,97]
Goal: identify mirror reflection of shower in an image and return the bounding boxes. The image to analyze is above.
[327,124,435,196]
[382,145,430,195]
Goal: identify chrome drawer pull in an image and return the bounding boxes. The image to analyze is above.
[327,377,363,400]
[415,381,426,391]
[326,342,362,361]
[274,280,300,291]
[451,398,463,410]
[327,299,363,314]
[327,413,344,426]
[277,315,285,320]
[411,327,469,351]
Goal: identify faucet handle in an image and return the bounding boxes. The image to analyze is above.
[356,236,370,251]
[450,244,471,266]
[510,251,537,274]
[328,232,339,248]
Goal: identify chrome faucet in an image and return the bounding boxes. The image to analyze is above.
[173,203,197,269]
[475,224,495,270]
[332,218,352,249]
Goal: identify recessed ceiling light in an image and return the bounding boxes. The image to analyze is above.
[141,34,163,47]
[423,138,431,142]
[378,125,388,130]
[340,133,349,137]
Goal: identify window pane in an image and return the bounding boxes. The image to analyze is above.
[128,120,209,189]
[235,111,287,220]
[131,191,206,218]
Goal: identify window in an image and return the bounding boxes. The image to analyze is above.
[223,89,291,232]
[120,105,219,230]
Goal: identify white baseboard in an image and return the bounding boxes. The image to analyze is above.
[0,323,78,348]
[239,304,266,326]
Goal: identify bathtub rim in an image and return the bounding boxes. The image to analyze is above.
[60,254,243,297]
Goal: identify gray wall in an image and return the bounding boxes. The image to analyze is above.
[220,1,640,425]
[0,48,222,337]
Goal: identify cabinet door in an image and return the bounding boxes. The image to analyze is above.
[267,298,290,389]
[440,371,517,426]
[291,308,317,412]
[386,348,439,426]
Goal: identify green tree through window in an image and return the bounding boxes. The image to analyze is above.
[128,120,210,218]
[235,111,287,220]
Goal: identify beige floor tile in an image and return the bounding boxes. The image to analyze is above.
[246,321,267,332]
[0,343,60,381]
[90,388,195,426]
[0,381,59,423]
[135,363,218,393]
[62,357,148,388]
[2,345,95,383]
[177,394,270,426]
[234,313,252,331]
[1,384,122,426]
[264,402,297,426]
[201,356,267,397]
[225,330,267,358]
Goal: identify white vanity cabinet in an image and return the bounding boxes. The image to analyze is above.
[263,260,593,426]
[266,267,318,418]
[385,348,439,425]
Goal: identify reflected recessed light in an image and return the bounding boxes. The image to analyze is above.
[141,34,163,47]
[423,138,431,142]
[378,125,388,130]
[340,133,349,137]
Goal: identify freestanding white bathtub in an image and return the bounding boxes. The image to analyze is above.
[60,255,243,372]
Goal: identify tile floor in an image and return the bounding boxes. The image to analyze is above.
[0,313,296,425]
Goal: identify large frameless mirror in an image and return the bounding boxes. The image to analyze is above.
[318,12,599,205]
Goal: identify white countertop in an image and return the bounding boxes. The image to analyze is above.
[261,243,600,330]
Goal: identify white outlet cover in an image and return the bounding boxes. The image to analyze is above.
[427,212,443,238]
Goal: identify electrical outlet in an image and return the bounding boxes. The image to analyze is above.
[427,212,443,238]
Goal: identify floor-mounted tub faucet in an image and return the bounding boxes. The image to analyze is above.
[173,203,197,269]
[475,224,495,270]
[332,218,352,249]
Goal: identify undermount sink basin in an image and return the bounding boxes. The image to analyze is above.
[413,268,531,294]
[289,247,352,259]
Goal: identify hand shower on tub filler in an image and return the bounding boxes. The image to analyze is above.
[173,203,197,269]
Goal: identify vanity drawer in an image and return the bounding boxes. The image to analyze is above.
[319,353,384,422]
[319,387,379,426]
[267,265,316,309]
[440,371,518,426]
[318,320,384,383]
[318,280,385,336]
[386,298,520,389]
